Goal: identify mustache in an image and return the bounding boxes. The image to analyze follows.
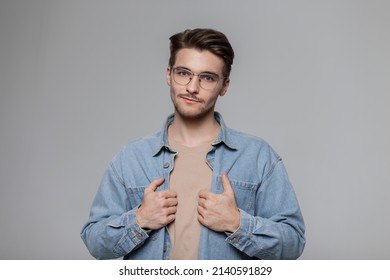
[178,93,204,103]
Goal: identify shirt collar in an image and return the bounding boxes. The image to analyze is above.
[153,112,237,156]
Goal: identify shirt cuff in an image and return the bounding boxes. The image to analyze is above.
[112,207,150,256]
[225,209,255,247]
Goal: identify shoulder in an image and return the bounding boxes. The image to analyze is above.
[126,131,161,149]
[227,127,276,152]
[112,130,162,161]
[225,128,285,181]
[225,127,282,166]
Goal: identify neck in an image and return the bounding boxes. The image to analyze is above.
[169,111,220,147]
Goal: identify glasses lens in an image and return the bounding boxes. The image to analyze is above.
[173,68,191,86]
[172,68,221,90]
[198,73,219,90]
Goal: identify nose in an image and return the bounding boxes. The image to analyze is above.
[186,76,200,94]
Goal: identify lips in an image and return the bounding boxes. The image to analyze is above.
[182,96,200,103]
[179,94,203,103]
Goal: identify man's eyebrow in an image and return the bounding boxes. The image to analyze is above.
[201,71,219,76]
[174,66,190,71]
[176,66,219,76]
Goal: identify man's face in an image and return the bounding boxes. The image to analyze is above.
[166,48,230,120]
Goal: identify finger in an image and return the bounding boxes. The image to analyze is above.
[199,189,211,199]
[164,190,177,198]
[197,205,205,217]
[197,207,207,226]
[165,205,177,215]
[198,197,206,208]
[146,177,165,193]
[164,197,178,207]
[166,213,176,224]
[222,172,233,194]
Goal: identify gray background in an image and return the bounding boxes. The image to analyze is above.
[1,0,389,259]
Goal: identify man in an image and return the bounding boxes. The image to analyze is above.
[81,28,305,260]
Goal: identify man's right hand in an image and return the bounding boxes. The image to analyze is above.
[136,177,177,230]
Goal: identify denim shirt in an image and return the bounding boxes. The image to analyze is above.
[81,112,305,260]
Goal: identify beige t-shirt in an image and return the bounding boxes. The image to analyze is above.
[168,136,213,259]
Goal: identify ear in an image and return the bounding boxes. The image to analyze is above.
[219,78,230,97]
[166,67,172,86]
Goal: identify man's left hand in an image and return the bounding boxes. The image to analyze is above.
[198,172,240,233]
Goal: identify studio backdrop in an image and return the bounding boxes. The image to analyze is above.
[0,0,389,259]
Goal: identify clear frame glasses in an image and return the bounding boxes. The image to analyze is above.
[171,67,225,90]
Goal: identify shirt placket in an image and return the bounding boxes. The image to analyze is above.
[161,148,176,259]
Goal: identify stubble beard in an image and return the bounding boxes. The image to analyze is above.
[171,91,216,121]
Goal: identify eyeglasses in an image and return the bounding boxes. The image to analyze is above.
[171,67,225,90]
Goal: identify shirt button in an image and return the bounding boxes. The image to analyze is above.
[232,237,240,244]
[163,162,170,169]
[163,244,167,252]
[135,231,142,240]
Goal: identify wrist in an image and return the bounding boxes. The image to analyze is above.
[227,208,241,233]
[136,205,147,229]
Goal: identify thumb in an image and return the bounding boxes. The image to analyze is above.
[221,172,234,194]
[146,177,165,193]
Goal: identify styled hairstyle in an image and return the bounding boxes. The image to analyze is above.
[168,28,234,78]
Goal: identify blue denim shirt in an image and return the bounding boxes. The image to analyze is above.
[81,112,305,260]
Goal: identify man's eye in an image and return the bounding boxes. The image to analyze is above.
[200,74,217,82]
[177,70,191,76]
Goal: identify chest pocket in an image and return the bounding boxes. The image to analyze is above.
[125,184,148,208]
[215,176,259,215]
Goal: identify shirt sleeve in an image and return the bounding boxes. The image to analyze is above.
[225,159,306,259]
[80,162,150,259]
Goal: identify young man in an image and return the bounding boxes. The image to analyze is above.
[81,28,305,260]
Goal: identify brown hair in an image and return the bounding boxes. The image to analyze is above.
[168,28,234,78]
